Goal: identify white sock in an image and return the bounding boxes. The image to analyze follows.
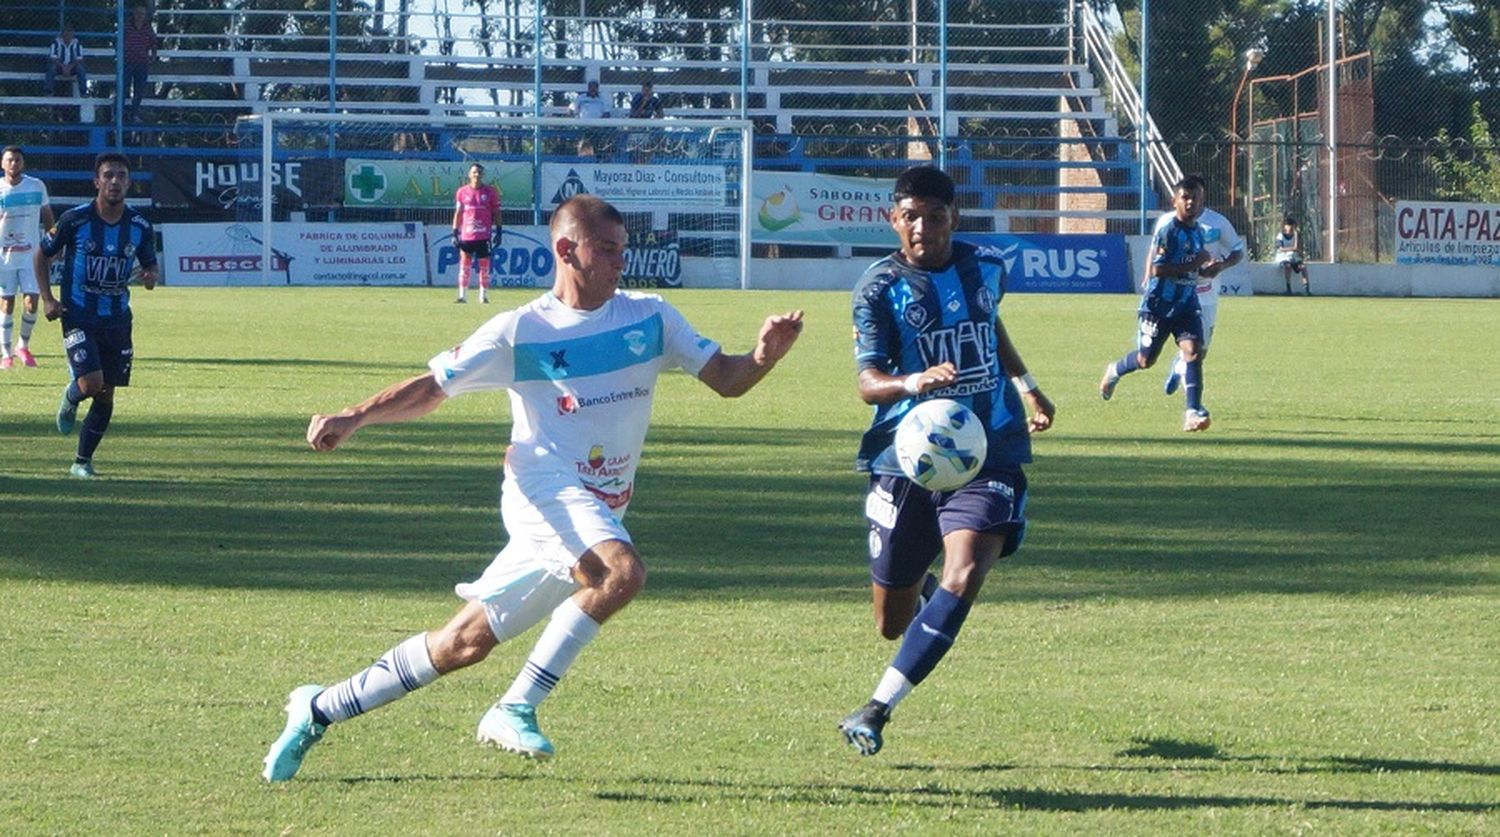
[1174,356,1187,378]
[19,310,36,346]
[313,632,440,724]
[500,597,600,707]
[1,314,12,357]
[871,667,914,709]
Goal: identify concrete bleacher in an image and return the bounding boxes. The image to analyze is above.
[0,3,1152,229]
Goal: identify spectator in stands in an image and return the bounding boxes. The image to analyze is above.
[628,82,664,119]
[45,25,88,97]
[122,6,159,122]
[571,80,610,156]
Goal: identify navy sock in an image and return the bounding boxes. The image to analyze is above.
[1184,358,1204,411]
[65,380,85,406]
[1113,352,1142,378]
[78,399,114,462]
[890,588,972,687]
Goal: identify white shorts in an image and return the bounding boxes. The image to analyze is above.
[454,463,630,641]
[0,265,38,297]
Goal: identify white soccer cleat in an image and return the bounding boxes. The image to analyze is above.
[1183,408,1212,433]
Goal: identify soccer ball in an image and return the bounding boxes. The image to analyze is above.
[893,399,987,491]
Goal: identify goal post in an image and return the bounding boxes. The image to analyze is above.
[234,112,754,289]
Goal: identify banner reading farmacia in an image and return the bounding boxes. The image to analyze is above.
[751,171,895,245]
[344,159,534,208]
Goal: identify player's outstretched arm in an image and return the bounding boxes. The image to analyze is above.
[307,373,448,452]
[995,321,1055,433]
[697,309,804,398]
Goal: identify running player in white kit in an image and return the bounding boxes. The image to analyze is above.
[0,146,55,369]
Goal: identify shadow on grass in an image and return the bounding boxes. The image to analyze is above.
[1104,737,1500,779]
[593,774,1497,814]
[0,416,1496,600]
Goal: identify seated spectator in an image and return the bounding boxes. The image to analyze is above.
[571,80,610,156]
[122,6,159,122]
[45,26,88,97]
[628,82,664,119]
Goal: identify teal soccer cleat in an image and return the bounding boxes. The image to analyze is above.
[57,389,78,434]
[838,701,891,756]
[262,685,326,781]
[69,461,97,479]
[477,702,555,760]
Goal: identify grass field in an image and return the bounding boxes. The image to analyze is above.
[1,287,1496,834]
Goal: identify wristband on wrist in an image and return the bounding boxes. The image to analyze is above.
[902,373,923,395]
[1011,372,1039,394]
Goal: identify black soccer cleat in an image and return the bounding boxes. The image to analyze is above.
[838,701,891,756]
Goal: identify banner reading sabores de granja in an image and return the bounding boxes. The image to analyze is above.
[751,171,895,245]
[1395,200,1500,266]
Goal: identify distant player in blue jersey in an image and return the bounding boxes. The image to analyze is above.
[839,166,1055,756]
[36,152,159,478]
[1099,176,1215,432]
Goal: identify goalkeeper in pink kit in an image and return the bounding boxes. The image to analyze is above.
[451,163,502,303]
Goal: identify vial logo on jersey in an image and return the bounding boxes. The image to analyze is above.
[43,204,157,327]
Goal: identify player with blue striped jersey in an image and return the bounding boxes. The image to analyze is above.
[36,152,159,478]
[840,166,1055,757]
[1150,176,1244,396]
[1099,176,1214,431]
[262,195,804,781]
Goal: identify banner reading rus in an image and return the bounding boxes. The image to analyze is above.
[151,158,343,211]
[956,233,1131,293]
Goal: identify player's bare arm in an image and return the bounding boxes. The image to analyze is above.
[34,248,60,320]
[857,362,958,406]
[995,320,1054,433]
[1154,249,1211,279]
[139,265,159,290]
[697,309,804,397]
[307,373,448,452]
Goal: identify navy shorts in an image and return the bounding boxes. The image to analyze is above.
[864,467,1028,589]
[63,324,133,386]
[1137,309,1203,364]
[456,238,492,259]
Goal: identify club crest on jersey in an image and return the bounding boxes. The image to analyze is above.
[903,304,929,330]
[975,286,996,315]
[623,329,648,356]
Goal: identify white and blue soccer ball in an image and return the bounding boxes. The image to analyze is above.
[893,398,987,491]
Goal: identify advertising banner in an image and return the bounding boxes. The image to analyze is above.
[162,222,428,285]
[1394,200,1500,266]
[957,233,1131,293]
[539,163,728,210]
[750,171,895,245]
[151,158,342,211]
[426,225,555,289]
[344,159,534,208]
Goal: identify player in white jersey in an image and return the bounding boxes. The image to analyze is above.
[262,194,804,782]
[1145,176,1243,396]
[0,147,55,369]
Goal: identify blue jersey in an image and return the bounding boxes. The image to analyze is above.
[42,203,157,329]
[1143,215,1207,319]
[852,240,1031,475]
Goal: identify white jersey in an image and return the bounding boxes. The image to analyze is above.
[0,175,50,266]
[1152,207,1242,307]
[429,290,720,515]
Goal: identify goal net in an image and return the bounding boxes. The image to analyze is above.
[230,113,752,289]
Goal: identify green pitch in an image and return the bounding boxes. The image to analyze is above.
[1,288,1495,833]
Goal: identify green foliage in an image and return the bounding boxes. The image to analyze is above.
[1432,101,1500,202]
[0,288,1496,833]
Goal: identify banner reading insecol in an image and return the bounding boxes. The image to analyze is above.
[161,222,428,285]
[1394,200,1500,266]
[751,171,895,245]
[344,159,535,208]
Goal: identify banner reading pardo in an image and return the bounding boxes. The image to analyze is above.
[751,171,895,245]
[956,233,1131,293]
[162,222,427,285]
[1395,200,1500,266]
[425,225,555,289]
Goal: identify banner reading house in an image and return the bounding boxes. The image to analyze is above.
[151,158,342,212]
[1394,200,1500,266]
[344,159,535,208]
[956,233,1131,293]
[751,171,895,245]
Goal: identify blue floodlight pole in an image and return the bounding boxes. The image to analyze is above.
[739,0,749,121]
[114,2,124,148]
[1138,0,1150,234]
[532,0,544,225]
[938,0,948,169]
[328,0,337,113]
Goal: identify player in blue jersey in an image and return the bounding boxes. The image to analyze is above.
[36,152,159,478]
[838,166,1055,756]
[261,195,804,781]
[1099,176,1215,432]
